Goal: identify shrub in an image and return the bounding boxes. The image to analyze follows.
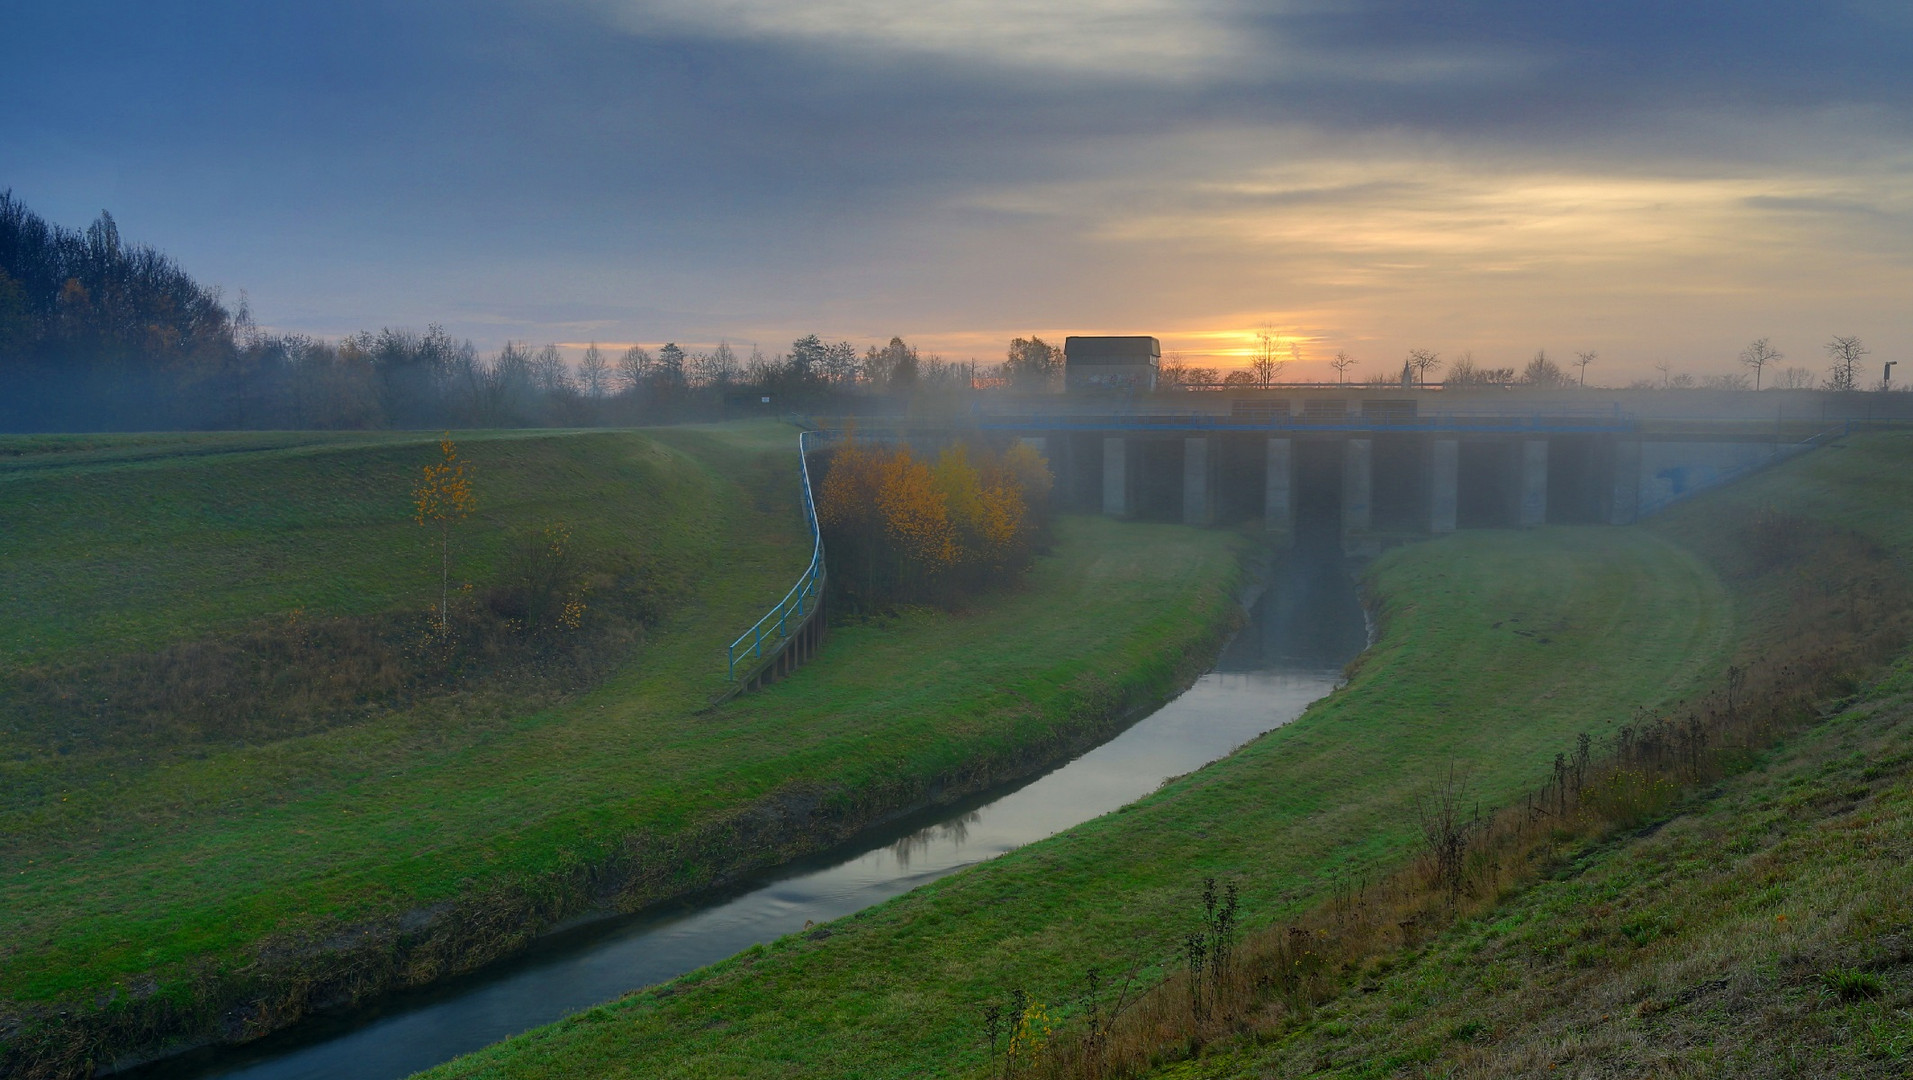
[817,439,1050,611]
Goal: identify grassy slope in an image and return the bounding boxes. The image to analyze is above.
[1147,430,1913,1079]
[0,423,800,999]
[422,527,1733,1080]
[1168,659,1913,1080]
[0,424,1242,1036]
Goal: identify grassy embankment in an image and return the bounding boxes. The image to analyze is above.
[0,424,1247,1075]
[422,523,1736,1079]
[1141,432,1913,1079]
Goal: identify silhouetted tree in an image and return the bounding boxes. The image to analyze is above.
[1003,336,1061,391]
[579,343,609,398]
[1825,335,1868,391]
[1521,349,1572,388]
[1738,338,1781,390]
[1407,348,1441,386]
[1250,326,1287,387]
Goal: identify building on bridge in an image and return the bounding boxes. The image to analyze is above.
[1065,336,1160,393]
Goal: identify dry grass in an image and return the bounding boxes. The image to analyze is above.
[1004,504,1911,1080]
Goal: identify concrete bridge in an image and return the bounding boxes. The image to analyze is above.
[964,387,1902,549]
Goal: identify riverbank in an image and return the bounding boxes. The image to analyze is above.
[1125,431,1913,1079]
[420,525,1733,1079]
[0,427,1249,1078]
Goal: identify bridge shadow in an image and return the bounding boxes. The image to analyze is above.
[1216,525,1369,674]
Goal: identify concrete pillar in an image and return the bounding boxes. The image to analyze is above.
[1264,438,1293,535]
[1429,438,1458,534]
[1519,439,1549,527]
[1182,437,1211,526]
[1609,437,1641,525]
[1342,438,1373,533]
[1101,436,1128,517]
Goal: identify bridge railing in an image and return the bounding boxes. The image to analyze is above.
[971,409,1638,434]
[726,430,826,683]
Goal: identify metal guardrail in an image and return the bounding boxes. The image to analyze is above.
[726,430,826,682]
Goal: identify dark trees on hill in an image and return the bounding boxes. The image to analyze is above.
[0,191,988,432]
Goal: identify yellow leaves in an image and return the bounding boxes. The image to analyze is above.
[817,440,882,532]
[414,435,476,527]
[1007,999,1054,1065]
[876,448,959,569]
[816,436,1052,604]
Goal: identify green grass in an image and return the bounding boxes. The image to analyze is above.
[0,424,1247,1071]
[420,526,1734,1080]
[1133,430,1913,1079]
[1166,650,1913,1080]
[0,428,746,663]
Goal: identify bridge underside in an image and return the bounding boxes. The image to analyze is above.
[1032,430,1642,548]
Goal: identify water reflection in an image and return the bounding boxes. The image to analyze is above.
[125,538,1367,1080]
[890,811,979,867]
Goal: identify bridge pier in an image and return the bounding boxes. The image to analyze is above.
[1265,437,1293,536]
[1342,437,1373,535]
[1429,438,1458,534]
[1519,439,1549,527]
[1609,437,1641,524]
[1102,436,1128,517]
[1182,437,1212,526]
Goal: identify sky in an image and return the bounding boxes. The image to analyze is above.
[3,1,1910,382]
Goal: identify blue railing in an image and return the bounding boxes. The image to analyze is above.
[727,430,826,682]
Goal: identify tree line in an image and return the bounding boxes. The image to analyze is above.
[0,192,1071,432]
[1160,339,1891,393]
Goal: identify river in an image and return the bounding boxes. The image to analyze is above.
[124,531,1368,1080]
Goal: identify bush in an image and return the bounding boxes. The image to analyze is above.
[816,439,1051,611]
[486,522,588,630]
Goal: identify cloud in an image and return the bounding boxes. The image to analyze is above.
[587,0,1253,79]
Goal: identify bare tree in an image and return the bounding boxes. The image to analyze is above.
[1330,350,1358,385]
[1652,358,1675,388]
[1415,765,1478,900]
[578,343,609,399]
[1738,337,1781,390]
[688,341,740,388]
[1775,366,1817,390]
[530,344,572,395]
[1825,335,1869,391]
[1250,325,1288,387]
[1407,348,1441,386]
[1574,350,1596,387]
[1522,349,1572,388]
[1158,350,1190,390]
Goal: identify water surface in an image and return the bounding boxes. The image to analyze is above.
[127,534,1366,1080]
